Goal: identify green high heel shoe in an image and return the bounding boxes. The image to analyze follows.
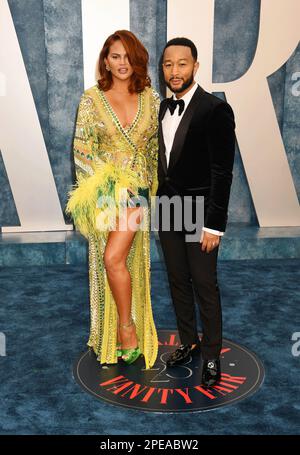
[119,318,141,365]
[121,346,141,364]
[116,343,122,358]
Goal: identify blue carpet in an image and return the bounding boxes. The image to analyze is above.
[0,258,299,435]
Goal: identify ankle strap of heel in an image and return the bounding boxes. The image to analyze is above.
[119,317,134,329]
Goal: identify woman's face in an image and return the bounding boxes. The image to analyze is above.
[104,40,134,83]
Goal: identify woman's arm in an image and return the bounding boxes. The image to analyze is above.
[73,93,99,181]
[148,88,160,197]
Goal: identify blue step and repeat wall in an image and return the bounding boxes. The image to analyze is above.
[0,0,299,233]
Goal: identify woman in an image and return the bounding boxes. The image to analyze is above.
[65,30,159,369]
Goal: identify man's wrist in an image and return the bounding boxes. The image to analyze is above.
[202,227,224,236]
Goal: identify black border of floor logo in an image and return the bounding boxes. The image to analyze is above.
[73,329,265,412]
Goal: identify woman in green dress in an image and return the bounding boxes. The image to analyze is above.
[66,30,159,369]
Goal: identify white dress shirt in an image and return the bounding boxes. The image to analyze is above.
[161,82,224,238]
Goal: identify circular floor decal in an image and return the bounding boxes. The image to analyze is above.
[73,329,265,412]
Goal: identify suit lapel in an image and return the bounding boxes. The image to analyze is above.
[158,99,169,174]
[168,85,205,172]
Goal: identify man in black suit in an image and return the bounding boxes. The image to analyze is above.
[156,37,236,387]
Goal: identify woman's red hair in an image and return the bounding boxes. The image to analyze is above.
[97,30,151,93]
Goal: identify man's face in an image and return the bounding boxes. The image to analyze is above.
[162,45,199,95]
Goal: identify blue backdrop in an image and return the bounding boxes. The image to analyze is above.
[1,0,299,231]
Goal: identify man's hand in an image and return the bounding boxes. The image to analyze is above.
[200,230,220,253]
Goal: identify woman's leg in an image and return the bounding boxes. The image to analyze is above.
[103,207,143,350]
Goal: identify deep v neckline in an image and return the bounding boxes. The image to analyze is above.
[99,89,142,136]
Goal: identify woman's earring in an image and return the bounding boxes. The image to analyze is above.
[106,66,110,71]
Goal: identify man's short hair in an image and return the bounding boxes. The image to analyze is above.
[163,37,198,61]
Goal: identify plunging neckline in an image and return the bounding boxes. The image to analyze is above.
[99,89,142,135]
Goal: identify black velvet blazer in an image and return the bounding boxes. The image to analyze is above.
[157,85,236,232]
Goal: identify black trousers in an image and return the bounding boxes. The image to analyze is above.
[158,228,222,360]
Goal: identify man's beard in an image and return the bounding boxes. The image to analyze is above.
[166,73,194,93]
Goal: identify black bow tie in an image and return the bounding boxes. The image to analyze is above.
[167,98,185,116]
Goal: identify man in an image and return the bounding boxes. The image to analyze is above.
[156,37,236,387]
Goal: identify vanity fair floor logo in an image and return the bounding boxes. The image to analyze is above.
[73,330,264,412]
